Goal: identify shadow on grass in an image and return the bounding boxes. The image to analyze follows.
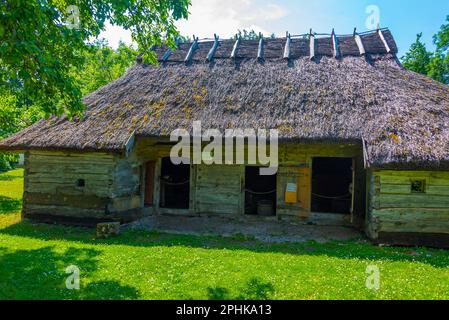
[1,221,449,268]
[0,246,139,300]
[207,277,275,300]
[0,196,22,214]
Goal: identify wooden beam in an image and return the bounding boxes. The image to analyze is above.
[230,35,241,59]
[353,28,366,56]
[206,34,220,62]
[184,36,199,63]
[309,29,315,60]
[257,33,264,61]
[331,28,341,58]
[162,38,179,62]
[378,28,391,53]
[283,32,291,60]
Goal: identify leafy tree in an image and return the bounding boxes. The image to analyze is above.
[73,40,138,96]
[0,89,43,171]
[233,29,276,40]
[0,0,190,117]
[402,16,449,84]
[401,33,433,75]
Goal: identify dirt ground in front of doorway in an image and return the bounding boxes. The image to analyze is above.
[124,214,363,244]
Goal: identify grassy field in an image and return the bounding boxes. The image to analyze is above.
[1,168,449,300]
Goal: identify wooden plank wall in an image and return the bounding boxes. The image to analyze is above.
[127,140,364,220]
[22,141,365,224]
[195,165,243,214]
[24,151,116,219]
[367,170,449,238]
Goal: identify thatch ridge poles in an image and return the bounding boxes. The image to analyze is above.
[230,35,241,59]
[162,38,179,62]
[309,29,315,60]
[353,28,366,56]
[257,33,264,61]
[184,35,199,63]
[331,28,341,58]
[377,26,391,53]
[206,34,220,62]
[283,32,291,60]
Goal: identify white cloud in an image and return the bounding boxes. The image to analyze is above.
[98,22,133,48]
[177,0,288,38]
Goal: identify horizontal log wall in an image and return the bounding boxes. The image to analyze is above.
[130,139,364,219]
[367,170,449,238]
[23,151,117,221]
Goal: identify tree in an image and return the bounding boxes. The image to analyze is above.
[73,40,138,96]
[233,29,276,40]
[0,0,190,117]
[402,16,449,85]
[401,33,433,75]
[0,89,43,171]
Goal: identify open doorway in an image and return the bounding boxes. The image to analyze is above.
[312,157,353,214]
[245,167,277,216]
[160,157,190,209]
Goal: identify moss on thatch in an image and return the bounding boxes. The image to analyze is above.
[1,29,449,168]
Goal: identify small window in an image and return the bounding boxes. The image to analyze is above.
[411,180,426,193]
[76,179,86,187]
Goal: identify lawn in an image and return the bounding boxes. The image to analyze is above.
[1,169,449,300]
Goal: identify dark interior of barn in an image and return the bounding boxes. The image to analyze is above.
[245,166,277,216]
[312,157,353,214]
[160,157,190,209]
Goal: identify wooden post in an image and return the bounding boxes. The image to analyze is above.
[230,35,241,59]
[283,32,291,60]
[353,28,366,56]
[332,28,341,58]
[257,33,264,61]
[206,34,220,62]
[309,29,315,60]
[184,35,199,64]
[162,38,179,62]
[377,27,391,53]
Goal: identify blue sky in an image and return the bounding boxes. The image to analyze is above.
[101,0,449,57]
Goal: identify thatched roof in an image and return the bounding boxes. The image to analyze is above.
[1,28,449,168]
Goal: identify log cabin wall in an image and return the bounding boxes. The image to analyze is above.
[21,141,366,225]
[366,169,449,243]
[119,139,365,223]
[22,151,117,223]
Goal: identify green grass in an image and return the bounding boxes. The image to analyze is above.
[1,168,449,300]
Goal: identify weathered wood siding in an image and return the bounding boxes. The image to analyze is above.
[23,151,116,220]
[129,139,365,220]
[195,165,243,214]
[366,170,449,238]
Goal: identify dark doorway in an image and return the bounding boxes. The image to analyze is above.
[160,157,190,209]
[245,167,277,216]
[312,157,353,214]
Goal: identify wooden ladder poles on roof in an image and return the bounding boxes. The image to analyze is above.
[377,25,391,53]
[309,29,315,60]
[331,28,341,58]
[206,34,220,62]
[184,35,199,64]
[353,28,366,56]
[230,35,241,59]
[283,32,291,60]
[162,38,180,62]
[257,33,264,61]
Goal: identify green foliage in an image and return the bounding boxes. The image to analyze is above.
[73,40,138,96]
[233,29,276,40]
[0,90,43,172]
[401,33,433,75]
[402,16,449,84]
[0,0,190,117]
